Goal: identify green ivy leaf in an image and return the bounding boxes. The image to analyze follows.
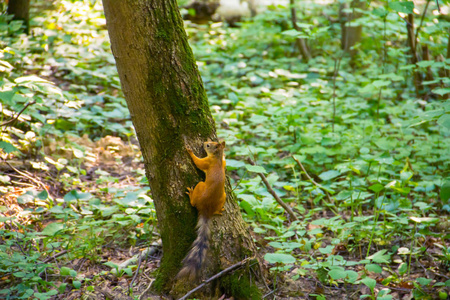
[389,1,414,14]
[329,268,346,280]
[365,263,382,273]
[440,181,450,202]
[41,222,64,236]
[367,249,391,264]
[369,183,384,193]
[361,276,376,291]
[0,141,19,154]
[318,170,340,181]
[417,277,432,286]
[245,164,267,174]
[264,253,296,264]
[437,114,450,129]
[433,88,450,96]
[0,90,16,105]
[398,262,408,275]
[72,281,82,289]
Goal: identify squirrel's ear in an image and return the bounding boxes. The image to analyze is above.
[220,140,226,147]
[207,138,212,142]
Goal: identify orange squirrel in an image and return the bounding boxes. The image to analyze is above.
[177,140,226,280]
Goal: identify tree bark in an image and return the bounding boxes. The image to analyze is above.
[406,13,422,96]
[290,0,311,61]
[102,0,263,298]
[339,0,364,56]
[7,0,30,34]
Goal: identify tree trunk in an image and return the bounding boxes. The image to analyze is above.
[406,13,422,97]
[290,0,311,61]
[7,0,30,34]
[339,0,364,56]
[102,0,263,298]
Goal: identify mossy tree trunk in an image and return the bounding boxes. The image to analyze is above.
[7,0,30,34]
[102,0,263,298]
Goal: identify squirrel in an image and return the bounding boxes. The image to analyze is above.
[177,140,226,280]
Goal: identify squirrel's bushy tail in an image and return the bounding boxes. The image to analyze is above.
[176,214,210,280]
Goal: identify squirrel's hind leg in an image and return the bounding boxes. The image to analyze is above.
[187,182,206,207]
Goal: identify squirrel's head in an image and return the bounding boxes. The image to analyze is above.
[203,140,225,156]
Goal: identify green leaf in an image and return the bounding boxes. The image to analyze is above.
[264,253,296,264]
[437,114,450,129]
[417,277,432,286]
[15,75,52,84]
[41,222,64,236]
[58,283,67,293]
[372,80,391,88]
[409,216,439,223]
[37,190,49,200]
[346,270,358,283]
[13,271,27,278]
[369,183,384,193]
[440,181,450,202]
[34,290,58,300]
[398,262,408,275]
[318,170,340,181]
[64,190,93,202]
[0,141,19,154]
[433,88,450,96]
[367,249,390,264]
[281,29,301,37]
[0,90,16,105]
[226,159,246,168]
[72,281,82,289]
[389,1,414,14]
[329,268,346,280]
[103,261,119,270]
[60,267,71,276]
[365,264,382,273]
[245,164,267,174]
[123,267,133,276]
[361,276,376,291]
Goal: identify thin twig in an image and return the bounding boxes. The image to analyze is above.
[6,161,46,189]
[247,159,298,222]
[291,155,338,215]
[42,250,68,263]
[0,100,36,127]
[178,257,255,300]
[139,279,154,300]
[129,246,154,295]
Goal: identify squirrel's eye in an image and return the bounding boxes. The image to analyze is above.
[206,144,210,147]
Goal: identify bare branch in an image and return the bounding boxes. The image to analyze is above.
[179,257,255,300]
[291,155,338,215]
[1,100,36,127]
[247,159,298,222]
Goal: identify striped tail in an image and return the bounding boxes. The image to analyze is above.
[176,214,210,281]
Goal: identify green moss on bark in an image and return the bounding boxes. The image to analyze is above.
[153,200,198,292]
[221,270,262,300]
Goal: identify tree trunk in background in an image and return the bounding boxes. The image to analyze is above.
[102,0,263,298]
[339,0,364,56]
[406,13,422,97]
[7,0,30,34]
